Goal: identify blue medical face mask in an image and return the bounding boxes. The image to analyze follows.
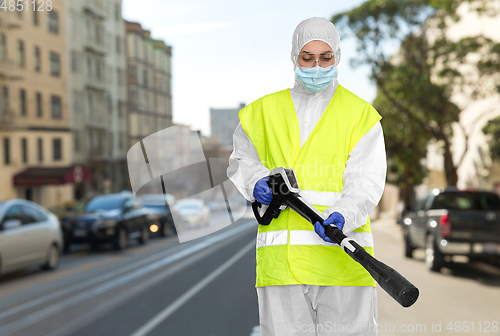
[295,65,338,94]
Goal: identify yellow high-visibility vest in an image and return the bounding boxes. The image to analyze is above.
[239,84,382,287]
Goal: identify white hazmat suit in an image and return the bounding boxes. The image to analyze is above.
[227,17,386,336]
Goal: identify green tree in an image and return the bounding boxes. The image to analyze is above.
[483,116,500,161]
[331,0,500,203]
[373,88,430,206]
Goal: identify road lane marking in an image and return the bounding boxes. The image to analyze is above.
[0,245,184,320]
[0,220,255,321]
[130,239,255,336]
[45,236,252,336]
[0,220,256,336]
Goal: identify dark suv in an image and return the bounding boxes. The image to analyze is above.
[402,188,500,271]
[62,193,150,251]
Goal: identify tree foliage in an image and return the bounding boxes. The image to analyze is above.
[482,117,500,161]
[331,0,500,203]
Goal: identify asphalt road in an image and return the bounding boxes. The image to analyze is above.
[373,215,500,336]
[0,209,260,336]
[0,208,499,336]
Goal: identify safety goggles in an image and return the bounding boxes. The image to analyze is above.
[297,51,335,68]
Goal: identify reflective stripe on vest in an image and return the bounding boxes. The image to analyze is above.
[256,230,374,249]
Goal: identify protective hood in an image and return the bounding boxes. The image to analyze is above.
[291,17,341,71]
[289,17,342,146]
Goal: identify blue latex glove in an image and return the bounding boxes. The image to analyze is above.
[314,212,345,243]
[253,176,273,205]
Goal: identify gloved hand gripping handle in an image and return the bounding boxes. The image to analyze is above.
[252,168,419,308]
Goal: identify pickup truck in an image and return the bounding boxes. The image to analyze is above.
[402,188,500,272]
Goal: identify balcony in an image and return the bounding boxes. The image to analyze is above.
[82,0,107,19]
[85,72,110,91]
[0,58,23,82]
[84,33,110,55]
[0,12,22,30]
[0,110,15,127]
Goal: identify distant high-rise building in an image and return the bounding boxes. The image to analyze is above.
[210,103,245,149]
[0,0,78,208]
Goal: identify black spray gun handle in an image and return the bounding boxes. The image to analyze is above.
[251,167,419,308]
[251,170,294,225]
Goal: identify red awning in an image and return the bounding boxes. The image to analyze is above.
[13,165,91,186]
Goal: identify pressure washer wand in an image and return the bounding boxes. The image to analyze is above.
[252,168,419,308]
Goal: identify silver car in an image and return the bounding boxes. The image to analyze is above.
[0,199,63,275]
[176,199,210,228]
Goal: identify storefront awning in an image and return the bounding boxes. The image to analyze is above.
[13,165,91,186]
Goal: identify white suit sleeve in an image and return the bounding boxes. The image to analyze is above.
[322,121,387,235]
[227,123,271,202]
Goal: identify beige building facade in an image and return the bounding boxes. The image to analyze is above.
[0,0,78,208]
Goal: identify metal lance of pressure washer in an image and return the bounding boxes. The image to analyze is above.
[252,167,419,308]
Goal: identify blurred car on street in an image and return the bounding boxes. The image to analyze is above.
[208,199,227,211]
[61,192,150,251]
[402,187,500,271]
[176,199,210,228]
[137,193,178,237]
[0,199,62,275]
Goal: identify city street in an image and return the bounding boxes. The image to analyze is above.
[374,215,500,335]
[2,1,499,336]
[0,208,499,336]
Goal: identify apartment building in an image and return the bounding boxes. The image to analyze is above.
[0,0,81,208]
[125,21,173,149]
[210,103,245,149]
[65,0,128,198]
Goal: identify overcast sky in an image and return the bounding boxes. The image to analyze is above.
[122,0,373,136]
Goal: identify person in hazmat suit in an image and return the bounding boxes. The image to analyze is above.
[227,17,386,336]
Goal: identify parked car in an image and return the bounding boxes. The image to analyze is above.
[176,199,210,228]
[402,187,500,271]
[0,199,62,275]
[61,193,150,251]
[137,193,178,237]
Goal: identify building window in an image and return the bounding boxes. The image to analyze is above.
[87,56,92,77]
[134,36,140,58]
[33,7,39,25]
[71,51,78,73]
[0,34,6,61]
[96,60,101,79]
[50,52,60,76]
[34,46,41,72]
[129,63,136,83]
[38,138,43,162]
[114,3,120,21]
[116,36,121,54]
[117,68,125,87]
[53,138,62,161]
[18,40,25,67]
[3,138,10,165]
[130,88,138,110]
[36,92,42,117]
[48,11,58,33]
[74,131,79,152]
[19,89,26,116]
[51,95,61,119]
[1,86,8,114]
[21,138,27,163]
